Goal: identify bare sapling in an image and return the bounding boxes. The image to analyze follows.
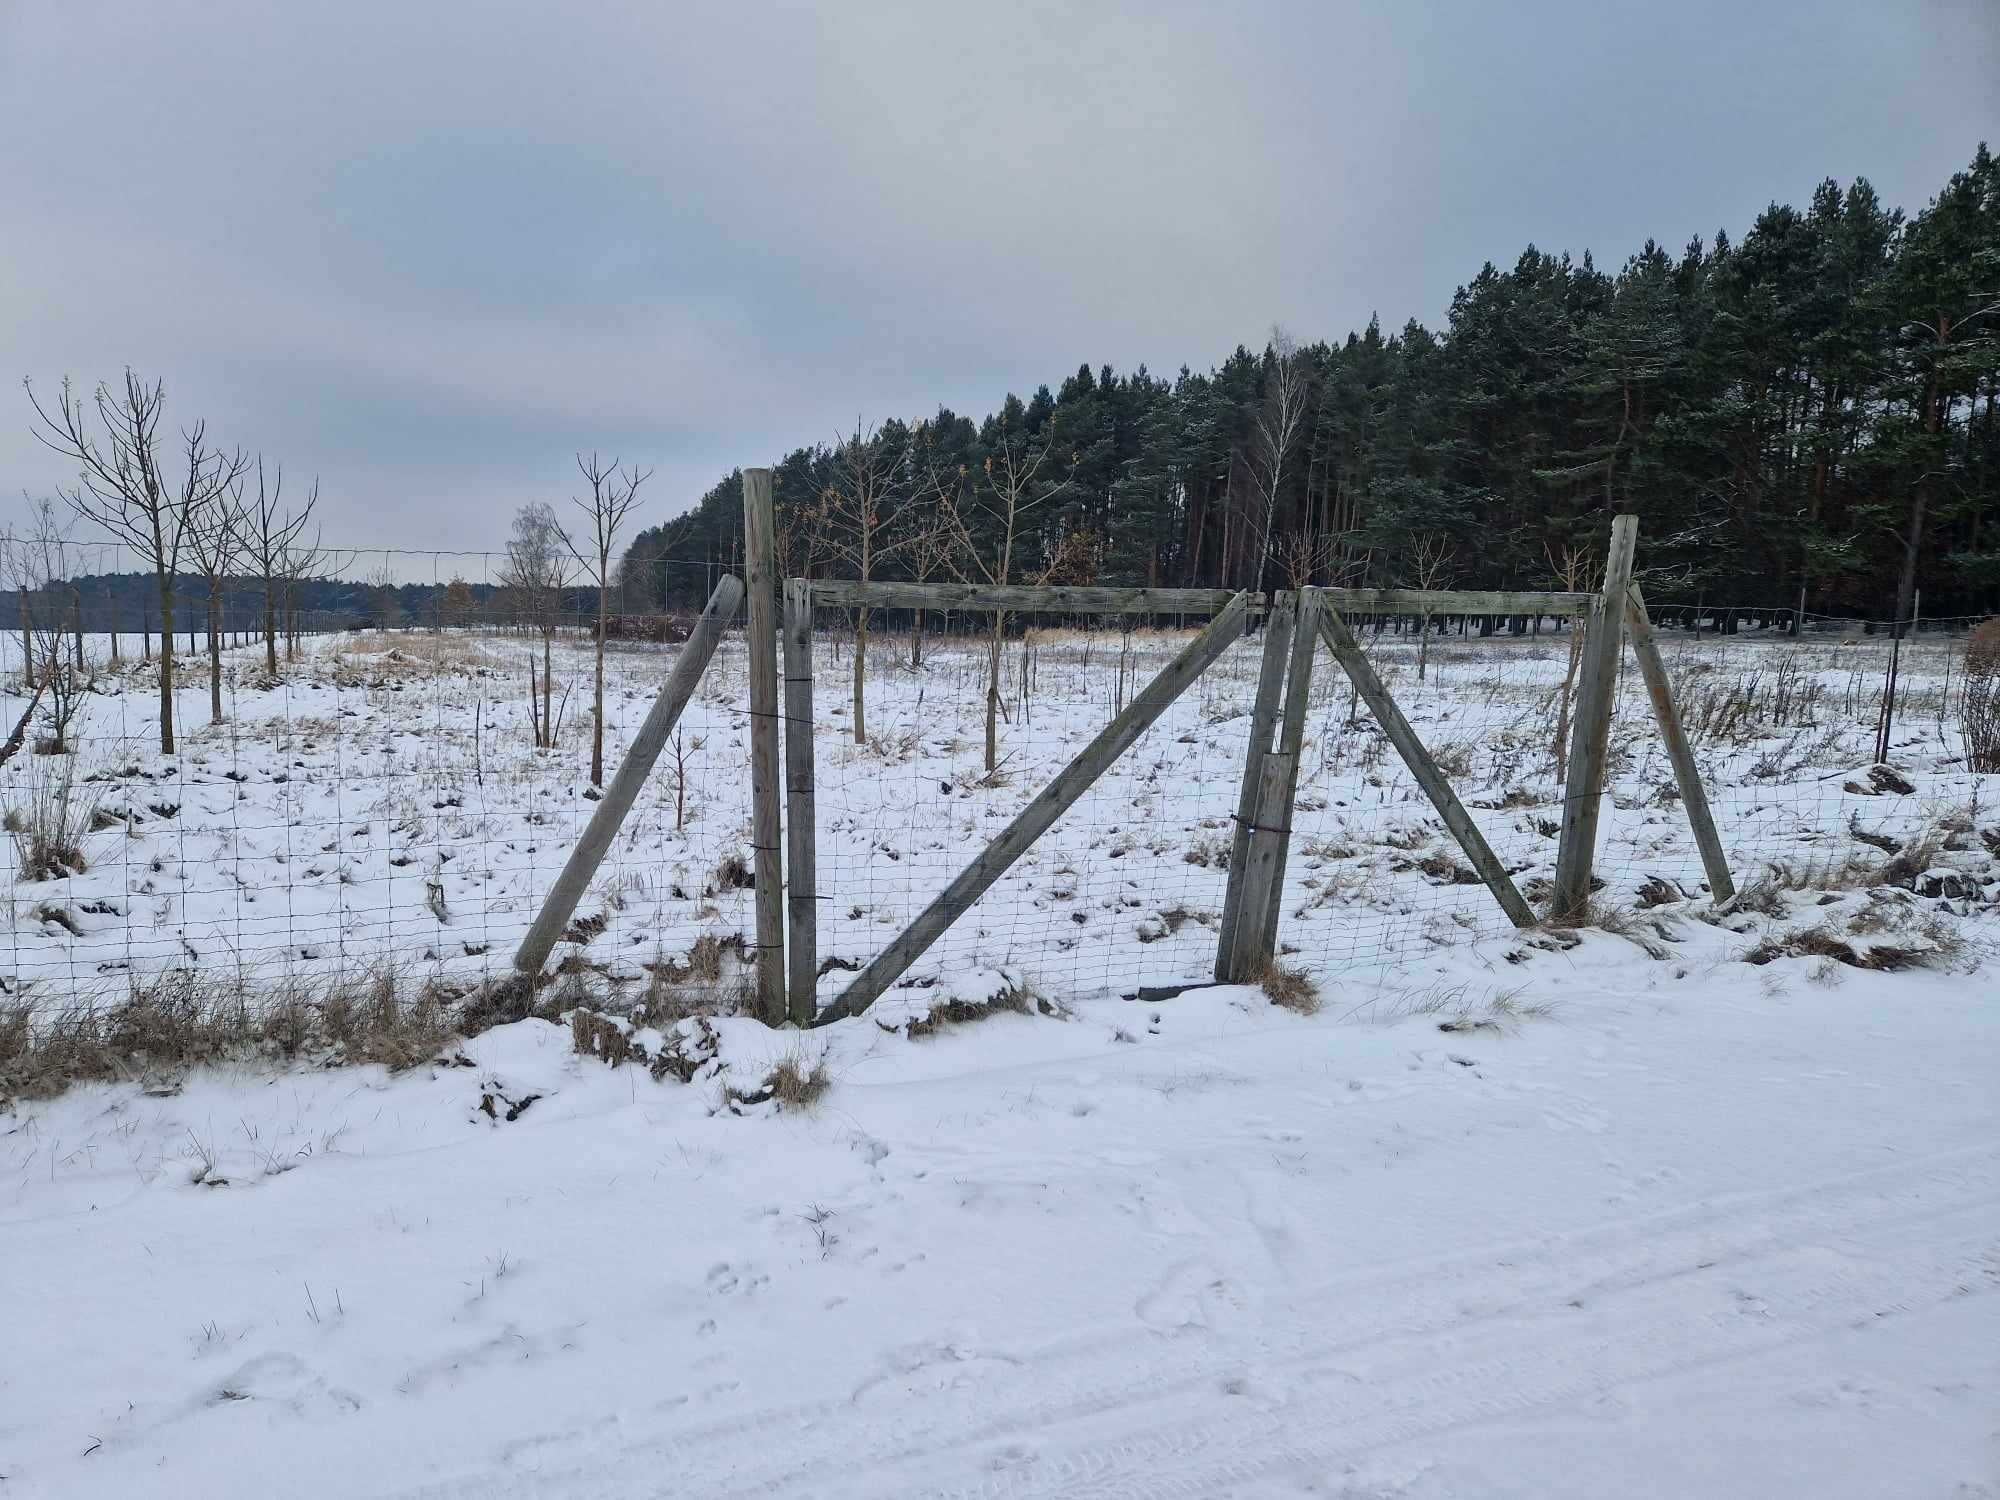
[947,410,1074,772]
[242,460,320,674]
[670,727,703,831]
[187,469,249,726]
[557,452,650,785]
[1409,532,1457,683]
[501,501,567,749]
[818,422,913,744]
[6,503,87,752]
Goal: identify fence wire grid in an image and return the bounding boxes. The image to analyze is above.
[0,549,1994,1020]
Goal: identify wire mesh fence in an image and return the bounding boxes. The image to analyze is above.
[0,541,1992,1022]
[0,544,759,1016]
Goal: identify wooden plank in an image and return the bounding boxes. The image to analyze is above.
[742,467,786,1023]
[513,574,744,977]
[1552,515,1640,921]
[819,592,1253,1024]
[809,581,1246,615]
[1255,589,1322,965]
[782,577,819,1022]
[1214,596,1294,981]
[1624,582,1735,902]
[1316,602,1537,929]
[1320,587,1594,618]
[808,580,1594,618]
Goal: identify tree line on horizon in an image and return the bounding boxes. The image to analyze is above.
[622,144,1999,626]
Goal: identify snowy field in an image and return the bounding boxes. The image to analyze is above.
[1,615,1997,1497]
[1,617,1993,1007]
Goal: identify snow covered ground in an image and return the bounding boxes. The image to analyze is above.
[1,615,1997,1496]
[3,931,1995,1498]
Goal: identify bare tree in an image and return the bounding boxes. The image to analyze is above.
[500,501,566,748]
[818,422,914,743]
[901,465,967,670]
[1408,532,1456,683]
[186,478,247,726]
[1246,328,1311,592]
[366,561,405,630]
[558,452,650,785]
[949,413,1073,772]
[6,501,87,752]
[27,372,248,754]
[239,459,317,676]
[276,526,343,662]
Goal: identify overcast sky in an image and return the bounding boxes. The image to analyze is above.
[3,1,1993,568]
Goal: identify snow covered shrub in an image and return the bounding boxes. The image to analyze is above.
[1963,619,2000,773]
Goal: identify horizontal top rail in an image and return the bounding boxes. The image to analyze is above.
[804,579,1596,617]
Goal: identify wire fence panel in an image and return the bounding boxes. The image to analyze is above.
[0,542,760,1015]
[809,614,1267,1010]
[0,539,1993,1023]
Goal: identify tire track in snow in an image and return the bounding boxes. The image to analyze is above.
[375,1140,2000,1499]
[917,1217,2000,1499]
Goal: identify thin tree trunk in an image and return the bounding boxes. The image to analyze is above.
[158,568,176,754]
[591,581,606,785]
[853,607,868,744]
[984,615,1004,772]
[208,588,224,725]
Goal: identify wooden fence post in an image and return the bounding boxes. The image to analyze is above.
[1215,597,1293,980]
[513,573,744,978]
[819,592,1252,1025]
[1316,603,1537,929]
[1552,514,1639,921]
[1255,589,1321,965]
[743,468,786,1024]
[782,577,818,1023]
[1624,582,1735,902]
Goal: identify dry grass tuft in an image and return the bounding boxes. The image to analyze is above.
[899,981,1062,1039]
[1258,963,1321,1015]
[724,1044,832,1112]
[0,964,461,1102]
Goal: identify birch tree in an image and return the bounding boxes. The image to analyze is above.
[1246,327,1311,592]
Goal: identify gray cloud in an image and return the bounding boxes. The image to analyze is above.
[3,0,1992,554]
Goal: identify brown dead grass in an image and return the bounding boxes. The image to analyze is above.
[1,964,463,1103]
[1258,963,1321,1015]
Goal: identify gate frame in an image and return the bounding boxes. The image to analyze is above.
[529,485,1734,1025]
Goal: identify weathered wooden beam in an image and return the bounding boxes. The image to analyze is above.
[819,591,1253,1024]
[743,468,786,1023]
[513,574,744,978]
[807,580,1595,618]
[1316,601,1537,929]
[1624,582,1735,902]
[1214,596,1294,981]
[1552,515,1640,921]
[807,581,1246,615]
[782,577,819,1022]
[1319,588,1595,618]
